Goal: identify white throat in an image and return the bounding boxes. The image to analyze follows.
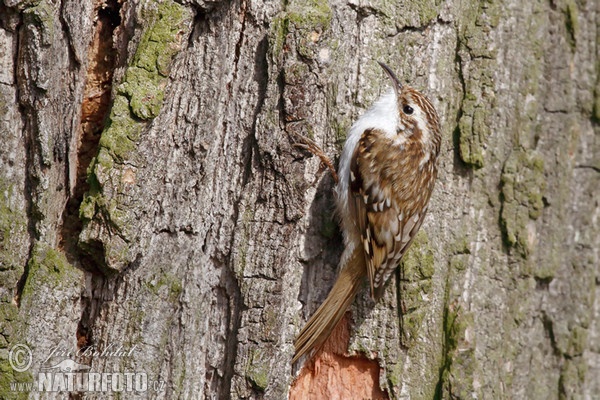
[349,89,398,139]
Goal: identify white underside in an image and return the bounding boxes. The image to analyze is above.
[335,89,399,248]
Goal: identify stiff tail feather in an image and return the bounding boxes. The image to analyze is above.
[293,247,366,363]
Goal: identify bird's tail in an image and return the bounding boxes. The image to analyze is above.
[293,247,366,363]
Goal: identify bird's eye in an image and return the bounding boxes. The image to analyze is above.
[403,105,414,115]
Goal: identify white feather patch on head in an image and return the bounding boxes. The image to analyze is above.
[349,89,399,139]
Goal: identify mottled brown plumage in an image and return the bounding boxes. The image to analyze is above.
[293,62,441,364]
[351,124,439,299]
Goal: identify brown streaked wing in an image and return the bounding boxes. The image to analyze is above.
[348,135,372,293]
[349,129,404,299]
[371,209,428,299]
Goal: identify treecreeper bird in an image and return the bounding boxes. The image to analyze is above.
[293,62,442,364]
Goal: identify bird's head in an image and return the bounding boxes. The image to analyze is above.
[377,61,441,153]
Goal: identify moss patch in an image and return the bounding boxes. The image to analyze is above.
[437,303,477,399]
[79,0,192,272]
[563,0,579,49]
[455,2,501,168]
[0,181,27,272]
[22,0,55,47]
[559,359,586,399]
[0,244,79,396]
[0,359,32,399]
[286,0,332,33]
[399,231,435,345]
[0,296,32,398]
[458,102,489,168]
[20,244,82,300]
[267,0,332,62]
[499,149,546,258]
[245,348,270,391]
[0,178,30,396]
[120,1,188,120]
[390,0,441,28]
[146,272,183,303]
[98,0,190,161]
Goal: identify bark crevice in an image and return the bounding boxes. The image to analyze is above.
[59,0,120,266]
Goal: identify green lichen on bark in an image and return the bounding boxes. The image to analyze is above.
[437,303,477,399]
[379,0,440,28]
[380,230,443,398]
[457,99,490,169]
[331,117,350,147]
[99,0,190,161]
[0,295,32,398]
[245,348,270,392]
[79,0,192,272]
[0,181,27,271]
[79,148,133,273]
[146,272,183,303]
[0,179,30,396]
[0,355,32,399]
[447,234,471,274]
[5,0,43,11]
[91,0,190,168]
[565,325,587,357]
[435,233,476,399]
[559,359,587,399]
[267,15,289,61]
[267,0,332,62]
[456,1,501,168]
[499,149,546,258]
[20,244,82,301]
[120,0,189,120]
[286,0,332,32]
[21,0,55,47]
[563,0,579,49]
[285,0,333,32]
[399,231,435,345]
[0,244,80,396]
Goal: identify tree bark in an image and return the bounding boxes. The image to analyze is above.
[0,0,598,398]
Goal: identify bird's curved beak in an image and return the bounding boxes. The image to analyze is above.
[377,61,403,95]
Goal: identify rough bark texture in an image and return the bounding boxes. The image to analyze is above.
[0,0,598,398]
